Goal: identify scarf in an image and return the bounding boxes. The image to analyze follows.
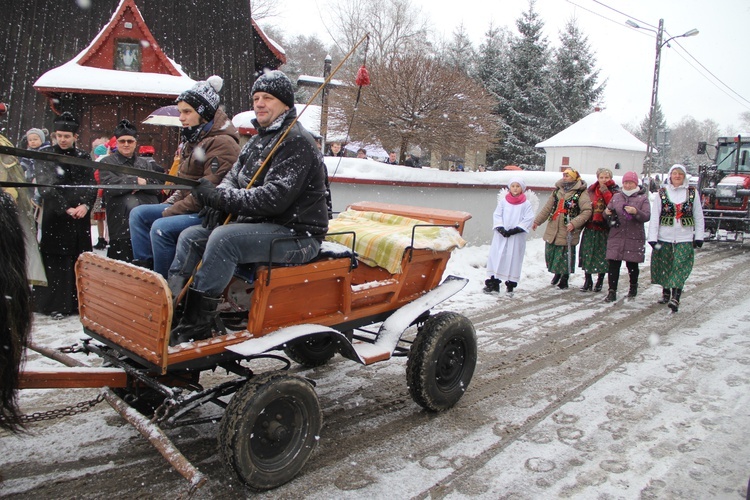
[505,192,527,205]
[180,119,213,143]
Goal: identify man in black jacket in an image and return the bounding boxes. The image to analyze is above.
[168,70,331,344]
[98,119,162,262]
[33,112,97,318]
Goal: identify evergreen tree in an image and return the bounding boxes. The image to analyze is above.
[442,24,477,76]
[636,102,668,172]
[491,1,561,170]
[473,24,507,100]
[550,18,605,127]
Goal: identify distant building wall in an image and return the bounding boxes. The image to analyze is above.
[542,146,646,176]
[329,178,555,246]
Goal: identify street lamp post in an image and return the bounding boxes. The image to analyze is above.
[626,19,699,178]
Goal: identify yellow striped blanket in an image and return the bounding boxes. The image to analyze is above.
[326,209,466,274]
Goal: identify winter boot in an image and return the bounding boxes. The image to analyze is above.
[593,273,605,292]
[167,274,189,325]
[657,287,671,304]
[668,288,682,312]
[627,270,639,298]
[131,258,153,271]
[505,280,517,293]
[550,273,561,286]
[580,273,593,292]
[169,287,221,345]
[483,277,500,294]
[93,237,108,250]
[605,289,617,302]
[557,274,569,289]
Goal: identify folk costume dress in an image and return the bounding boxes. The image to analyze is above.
[486,185,535,283]
[534,178,592,274]
[647,166,705,289]
[579,179,617,274]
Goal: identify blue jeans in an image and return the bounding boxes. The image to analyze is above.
[129,203,202,277]
[169,222,321,297]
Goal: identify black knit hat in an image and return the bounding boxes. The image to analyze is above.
[54,111,79,133]
[176,75,223,121]
[114,119,138,139]
[251,70,295,109]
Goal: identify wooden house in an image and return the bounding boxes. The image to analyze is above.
[0,0,285,164]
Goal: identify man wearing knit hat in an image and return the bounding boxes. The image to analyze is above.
[129,75,240,277]
[33,112,97,319]
[166,69,331,345]
[98,119,162,262]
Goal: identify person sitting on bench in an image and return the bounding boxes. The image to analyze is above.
[167,70,331,345]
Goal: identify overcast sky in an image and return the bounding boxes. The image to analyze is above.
[274,0,750,133]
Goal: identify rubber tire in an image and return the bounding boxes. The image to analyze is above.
[219,372,322,491]
[406,312,477,412]
[284,333,338,368]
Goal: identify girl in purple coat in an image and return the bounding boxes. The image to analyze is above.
[603,171,651,302]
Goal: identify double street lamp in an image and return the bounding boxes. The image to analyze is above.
[626,19,699,178]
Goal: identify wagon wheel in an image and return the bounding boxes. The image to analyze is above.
[406,312,477,412]
[284,333,338,367]
[219,372,322,491]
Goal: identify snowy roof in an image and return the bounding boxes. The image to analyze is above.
[34,61,195,97]
[33,0,195,97]
[536,110,647,152]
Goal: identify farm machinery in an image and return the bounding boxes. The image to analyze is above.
[697,134,750,242]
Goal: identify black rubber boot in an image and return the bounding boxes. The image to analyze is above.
[668,288,682,312]
[505,280,517,293]
[580,273,593,292]
[605,289,617,302]
[658,288,671,304]
[93,237,108,250]
[550,273,561,286]
[131,258,154,270]
[169,287,221,345]
[593,273,605,292]
[627,269,639,298]
[168,274,189,303]
[483,277,500,294]
[557,274,569,289]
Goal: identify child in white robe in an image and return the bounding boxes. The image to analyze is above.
[485,178,536,294]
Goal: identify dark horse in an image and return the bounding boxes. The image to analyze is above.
[0,190,31,432]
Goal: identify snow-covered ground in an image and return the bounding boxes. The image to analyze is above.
[4,230,750,498]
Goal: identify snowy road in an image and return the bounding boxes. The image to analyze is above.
[3,243,750,499]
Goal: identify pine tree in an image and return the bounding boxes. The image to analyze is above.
[442,24,477,76]
[550,18,605,127]
[491,1,561,170]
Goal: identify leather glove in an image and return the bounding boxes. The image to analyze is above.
[507,227,524,236]
[192,178,222,209]
[693,240,703,248]
[199,206,227,230]
[495,226,509,237]
[648,241,656,249]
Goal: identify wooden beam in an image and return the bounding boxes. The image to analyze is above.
[19,369,129,389]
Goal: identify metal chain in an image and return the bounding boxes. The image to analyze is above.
[12,394,106,424]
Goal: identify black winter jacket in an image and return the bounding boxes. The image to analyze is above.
[35,144,97,255]
[98,151,162,241]
[215,108,330,237]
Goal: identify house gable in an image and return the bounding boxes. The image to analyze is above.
[77,0,180,76]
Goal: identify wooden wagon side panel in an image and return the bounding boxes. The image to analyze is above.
[76,253,172,372]
[246,258,354,335]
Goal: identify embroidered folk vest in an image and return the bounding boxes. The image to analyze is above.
[659,186,696,227]
[549,189,583,222]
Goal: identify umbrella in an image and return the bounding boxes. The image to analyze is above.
[142,105,181,127]
[503,165,522,170]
